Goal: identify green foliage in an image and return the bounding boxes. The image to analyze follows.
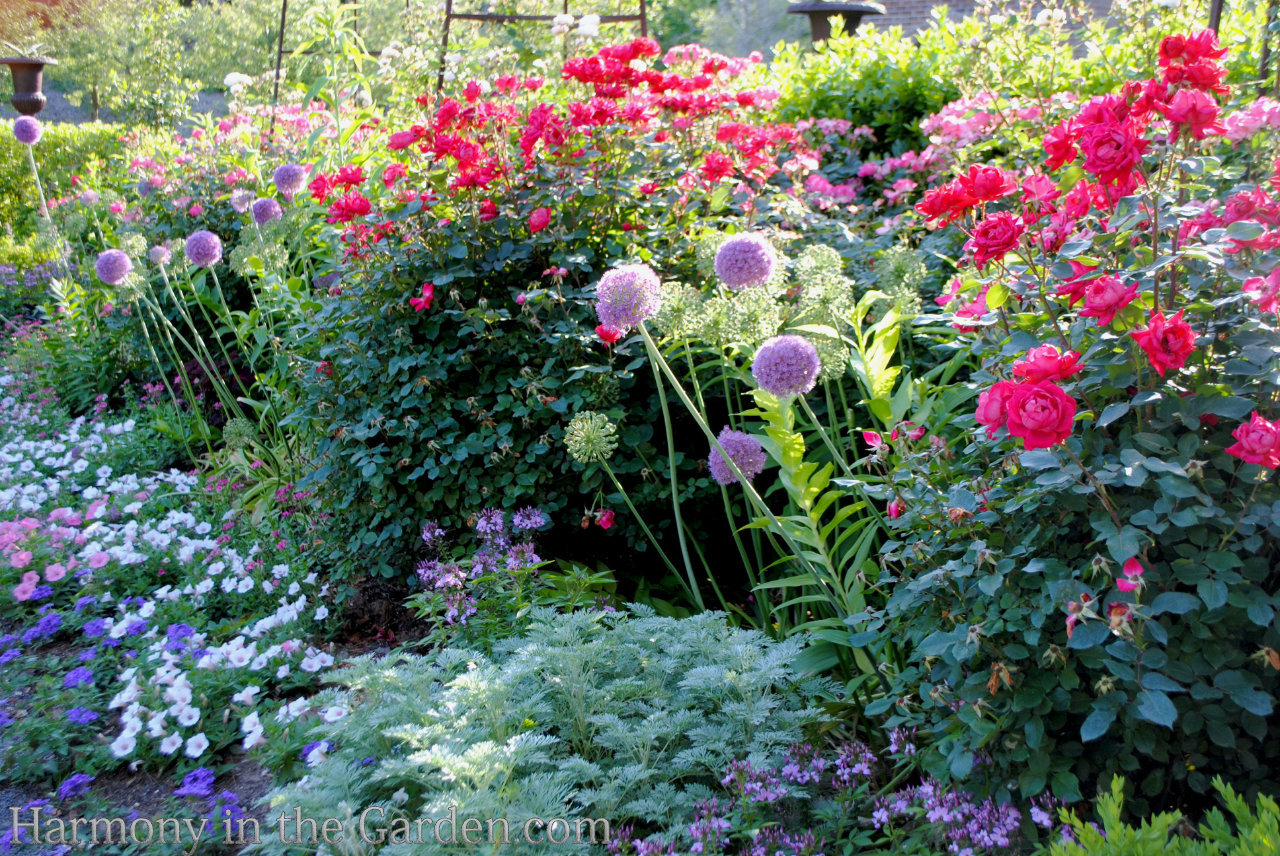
[0,122,121,240]
[250,607,834,855]
[1045,776,1280,855]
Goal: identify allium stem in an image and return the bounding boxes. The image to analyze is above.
[799,396,857,481]
[599,462,696,606]
[648,355,706,611]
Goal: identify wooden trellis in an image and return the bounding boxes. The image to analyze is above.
[435,0,648,92]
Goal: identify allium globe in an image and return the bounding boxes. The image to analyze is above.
[595,264,662,332]
[185,231,223,268]
[714,234,776,291]
[95,250,133,286]
[80,190,100,206]
[273,163,308,200]
[708,427,767,486]
[149,245,172,266]
[751,335,821,398]
[230,188,254,213]
[252,198,283,225]
[13,116,41,146]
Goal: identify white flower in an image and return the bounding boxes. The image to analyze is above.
[276,664,290,679]
[122,717,143,738]
[227,647,254,668]
[224,72,254,89]
[287,582,301,596]
[392,789,408,805]
[243,729,266,751]
[321,706,348,723]
[314,606,329,621]
[110,733,137,758]
[159,734,183,755]
[236,577,254,594]
[232,685,260,706]
[184,733,210,758]
[577,13,600,36]
[177,707,202,727]
[241,712,263,733]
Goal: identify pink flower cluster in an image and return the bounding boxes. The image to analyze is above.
[975,346,1081,451]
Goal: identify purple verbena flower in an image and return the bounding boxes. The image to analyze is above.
[74,595,96,612]
[752,335,821,398]
[62,667,93,689]
[174,767,215,798]
[65,707,99,725]
[57,773,95,801]
[82,619,107,638]
[595,264,662,333]
[707,427,767,487]
[714,234,776,291]
[95,250,133,286]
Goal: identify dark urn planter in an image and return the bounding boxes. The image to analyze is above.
[1,57,57,116]
[787,1,884,42]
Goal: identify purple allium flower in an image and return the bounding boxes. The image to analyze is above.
[80,190,100,206]
[13,116,41,146]
[185,230,223,268]
[251,197,283,225]
[57,773,95,801]
[273,163,308,201]
[149,245,172,266]
[752,335,821,398]
[63,667,93,689]
[512,507,547,531]
[708,427,767,486]
[65,707,99,725]
[174,767,215,798]
[714,234,776,291]
[230,188,254,214]
[595,264,662,333]
[95,250,133,286]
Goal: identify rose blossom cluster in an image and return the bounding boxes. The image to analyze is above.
[975,345,1081,451]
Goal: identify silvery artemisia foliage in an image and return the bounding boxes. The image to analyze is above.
[254,607,833,856]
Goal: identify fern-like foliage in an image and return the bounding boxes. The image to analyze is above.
[249,607,835,856]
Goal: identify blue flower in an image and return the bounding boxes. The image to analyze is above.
[63,667,93,689]
[174,768,216,799]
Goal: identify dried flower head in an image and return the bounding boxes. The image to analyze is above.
[95,249,133,286]
[714,234,777,291]
[564,411,618,463]
[752,335,821,398]
[185,230,223,268]
[595,264,662,332]
[708,427,767,486]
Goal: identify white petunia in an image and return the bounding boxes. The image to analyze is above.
[321,706,347,723]
[232,685,260,706]
[177,707,201,727]
[159,733,184,755]
[184,733,210,758]
[110,733,137,758]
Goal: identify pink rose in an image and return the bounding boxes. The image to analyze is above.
[1078,121,1148,186]
[886,498,905,519]
[1006,381,1077,450]
[1012,345,1083,383]
[975,380,1020,437]
[529,207,551,234]
[965,212,1025,267]
[1225,412,1280,468]
[1079,275,1139,326]
[1131,309,1196,377]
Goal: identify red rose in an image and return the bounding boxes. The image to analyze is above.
[957,164,1017,202]
[1078,122,1147,186]
[975,379,1019,437]
[965,212,1025,267]
[596,509,616,529]
[1160,89,1224,141]
[1078,275,1138,326]
[1131,309,1196,377]
[1244,269,1279,314]
[1012,345,1083,383]
[1043,120,1078,171]
[1005,381,1077,450]
[409,283,434,312]
[1225,412,1280,469]
[529,207,551,233]
[595,325,622,344]
[915,180,977,226]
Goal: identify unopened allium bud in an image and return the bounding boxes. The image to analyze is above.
[564,411,618,463]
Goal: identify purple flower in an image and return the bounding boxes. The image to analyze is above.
[174,767,215,798]
[206,791,244,826]
[82,619,107,638]
[13,116,41,146]
[95,250,133,286]
[57,773,95,801]
[595,264,662,333]
[149,245,172,266]
[65,707,99,725]
[512,507,547,531]
[707,427,767,486]
[721,759,787,803]
[74,595,96,612]
[752,335,821,398]
[474,508,505,538]
[0,651,17,666]
[63,667,93,689]
[77,648,96,662]
[185,231,223,268]
[230,188,254,213]
[252,197,283,225]
[714,234,776,291]
[80,190,99,206]
[420,521,445,545]
[124,619,148,636]
[273,163,308,200]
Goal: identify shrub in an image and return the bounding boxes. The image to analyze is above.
[250,607,835,855]
[867,30,1280,811]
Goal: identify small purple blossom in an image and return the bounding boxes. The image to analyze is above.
[62,667,93,689]
[0,651,18,667]
[205,790,244,826]
[13,116,41,146]
[714,233,776,291]
[57,773,95,801]
[65,707,99,725]
[174,767,215,798]
[420,521,445,545]
[708,427,767,487]
[95,250,133,286]
[752,335,821,398]
[512,507,547,531]
[74,595,96,612]
[474,508,506,539]
[124,619,148,636]
[185,230,223,268]
[595,264,662,333]
[82,619,107,638]
[251,197,283,225]
[721,759,788,804]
